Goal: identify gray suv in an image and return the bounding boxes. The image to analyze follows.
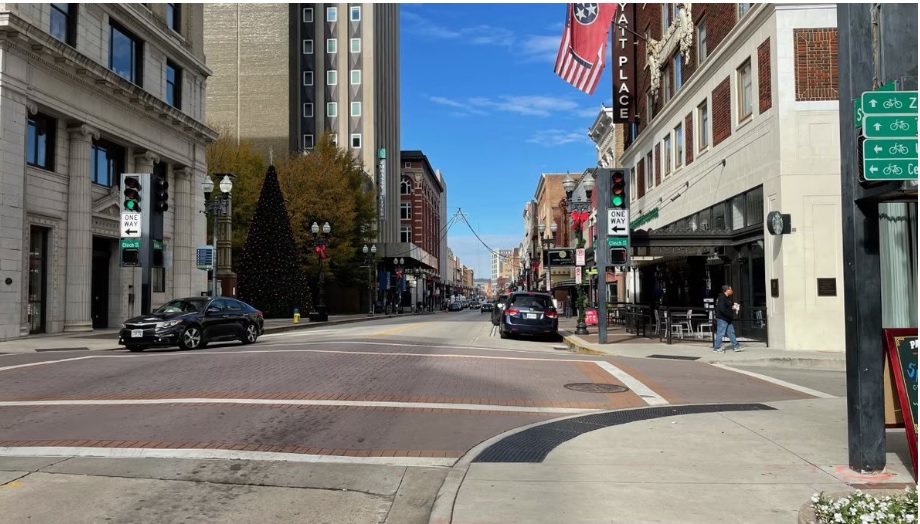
[497,292,559,340]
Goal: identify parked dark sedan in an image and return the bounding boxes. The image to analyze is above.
[118,297,264,351]
[498,292,558,340]
[480,302,494,313]
[447,301,463,311]
[490,294,510,325]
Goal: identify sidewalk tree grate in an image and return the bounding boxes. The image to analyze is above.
[564,383,630,393]
[473,403,775,463]
[647,354,700,361]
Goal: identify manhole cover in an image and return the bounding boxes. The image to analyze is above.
[563,383,629,394]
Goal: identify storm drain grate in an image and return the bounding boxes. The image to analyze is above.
[473,403,775,463]
[564,383,630,394]
[647,354,701,361]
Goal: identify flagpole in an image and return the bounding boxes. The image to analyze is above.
[614,21,648,42]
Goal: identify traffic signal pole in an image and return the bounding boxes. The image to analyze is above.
[596,168,610,344]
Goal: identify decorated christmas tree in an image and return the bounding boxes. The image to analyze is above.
[237,165,310,317]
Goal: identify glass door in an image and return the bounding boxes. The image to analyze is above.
[28,227,48,334]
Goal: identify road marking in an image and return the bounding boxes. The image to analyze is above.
[0,447,455,468]
[594,361,669,406]
[368,322,424,337]
[198,346,600,363]
[0,356,96,373]
[0,398,601,414]
[712,364,837,398]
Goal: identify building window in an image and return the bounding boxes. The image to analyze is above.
[350,38,361,53]
[674,124,683,168]
[91,139,124,187]
[351,134,361,148]
[400,226,412,243]
[401,179,412,195]
[327,70,337,85]
[326,102,337,117]
[663,136,672,175]
[303,39,313,54]
[662,64,672,102]
[350,6,361,21]
[303,70,313,86]
[50,3,76,46]
[165,60,181,109]
[327,38,337,53]
[738,3,751,18]
[109,22,143,86]
[303,103,313,117]
[630,168,637,202]
[27,113,56,170]
[644,150,654,189]
[350,70,361,85]
[746,186,764,226]
[731,195,745,230]
[646,91,655,123]
[303,134,314,150]
[326,6,337,22]
[166,3,180,32]
[401,202,412,220]
[662,3,671,32]
[698,100,709,150]
[673,54,683,91]
[697,18,708,62]
[738,58,753,120]
[350,101,361,117]
[303,7,313,22]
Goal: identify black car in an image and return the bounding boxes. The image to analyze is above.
[490,294,510,325]
[447,302,463,311]
[497,292,559,340]
[118,297,264,351]
[480,302,494,313]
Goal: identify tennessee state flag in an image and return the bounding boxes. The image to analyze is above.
[554,3,618,95]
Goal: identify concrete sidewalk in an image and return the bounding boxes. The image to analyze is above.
[430,397,915,524]
[0,312,428,354]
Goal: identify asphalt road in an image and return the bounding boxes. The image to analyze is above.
[0,309,845,523]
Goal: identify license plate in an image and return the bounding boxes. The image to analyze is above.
[131,329,143,338]
[526,313,538,319]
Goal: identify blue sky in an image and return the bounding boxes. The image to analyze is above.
[400,3,613,279]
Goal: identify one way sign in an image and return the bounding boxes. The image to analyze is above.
[121,212,142,238]
[608,209,629,236]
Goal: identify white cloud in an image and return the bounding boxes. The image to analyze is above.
[429,94,596,120]
[526,129,591,146]
[519,35,563,63]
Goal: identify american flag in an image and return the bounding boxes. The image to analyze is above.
[554,3,618,95]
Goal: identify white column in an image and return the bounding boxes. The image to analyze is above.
[62,124,99,332]
[0,89,29,340]
[172,167,193,297]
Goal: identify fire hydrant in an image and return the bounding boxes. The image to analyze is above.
[293,308,300,324]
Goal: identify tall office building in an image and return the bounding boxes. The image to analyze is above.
[203,3,400,245]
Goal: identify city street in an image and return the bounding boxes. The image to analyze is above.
[0,310,850,523]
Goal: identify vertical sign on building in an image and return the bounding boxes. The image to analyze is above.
[611,3,637,123]
[378,148,387,220]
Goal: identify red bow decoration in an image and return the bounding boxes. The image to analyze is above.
[570,211,589,229]
[314,244,327,259]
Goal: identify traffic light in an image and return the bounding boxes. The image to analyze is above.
[121,248,139,266]
[152,175,169,212]
[610,169,627,209]
[610,247,628,266]
[123,175,143,212]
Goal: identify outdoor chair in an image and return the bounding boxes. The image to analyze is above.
[696,310,714,339]
[653,309,661,335]
[677,309,694,334]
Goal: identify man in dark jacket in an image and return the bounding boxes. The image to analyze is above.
[714,285,744,353]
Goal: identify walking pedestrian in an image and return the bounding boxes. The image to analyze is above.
[713,285,744,353]
[564,296,573,318]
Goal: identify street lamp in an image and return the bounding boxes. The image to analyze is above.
[564,172,596,336]
[311,221,331,321]
[362,244,377,316]
[538,221,557,294]
[202,174,233,297]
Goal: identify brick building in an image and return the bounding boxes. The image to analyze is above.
[0,4,216,340]
[616,3,846,350]
[397,150,446,309]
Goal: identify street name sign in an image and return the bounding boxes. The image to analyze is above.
[863,115,919,139]
[607,237,628,247]
[120,238,140,250]
[121,212,141,238]
[607,209,629,236]
[860,91,918,115]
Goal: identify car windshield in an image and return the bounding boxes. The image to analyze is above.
[154,299,207,314]
[510,294,552,310]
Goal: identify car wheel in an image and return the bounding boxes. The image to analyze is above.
[126,345,146,352]
[179,325,204,350]
[241,323,259,345]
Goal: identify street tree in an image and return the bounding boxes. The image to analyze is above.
[276,134,376,290]
[237,165,310,317]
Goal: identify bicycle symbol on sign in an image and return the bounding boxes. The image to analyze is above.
[883,98,903,110]
[883,164,904,176]
[890,143,909,155]
[890,119,910,131]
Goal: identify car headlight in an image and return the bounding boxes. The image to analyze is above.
[156,320,183,330]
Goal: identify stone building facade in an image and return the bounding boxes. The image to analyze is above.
[0,4,216,341]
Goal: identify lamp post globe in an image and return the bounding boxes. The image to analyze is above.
[550,221,558,234]
[371,245,377,254]
[562,175,576,194]
[219,175,233,194]
[311,222,319,235]
[202,177,214,195]
[322,222,331,234]
[584,174,596,194]
[363,245,369,255]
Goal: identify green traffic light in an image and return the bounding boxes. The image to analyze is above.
[611,195,623,206]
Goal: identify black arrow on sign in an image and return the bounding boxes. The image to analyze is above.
[610,226,626,233]
[125,229,138,235]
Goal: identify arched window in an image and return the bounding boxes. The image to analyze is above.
[400,178,412,195]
